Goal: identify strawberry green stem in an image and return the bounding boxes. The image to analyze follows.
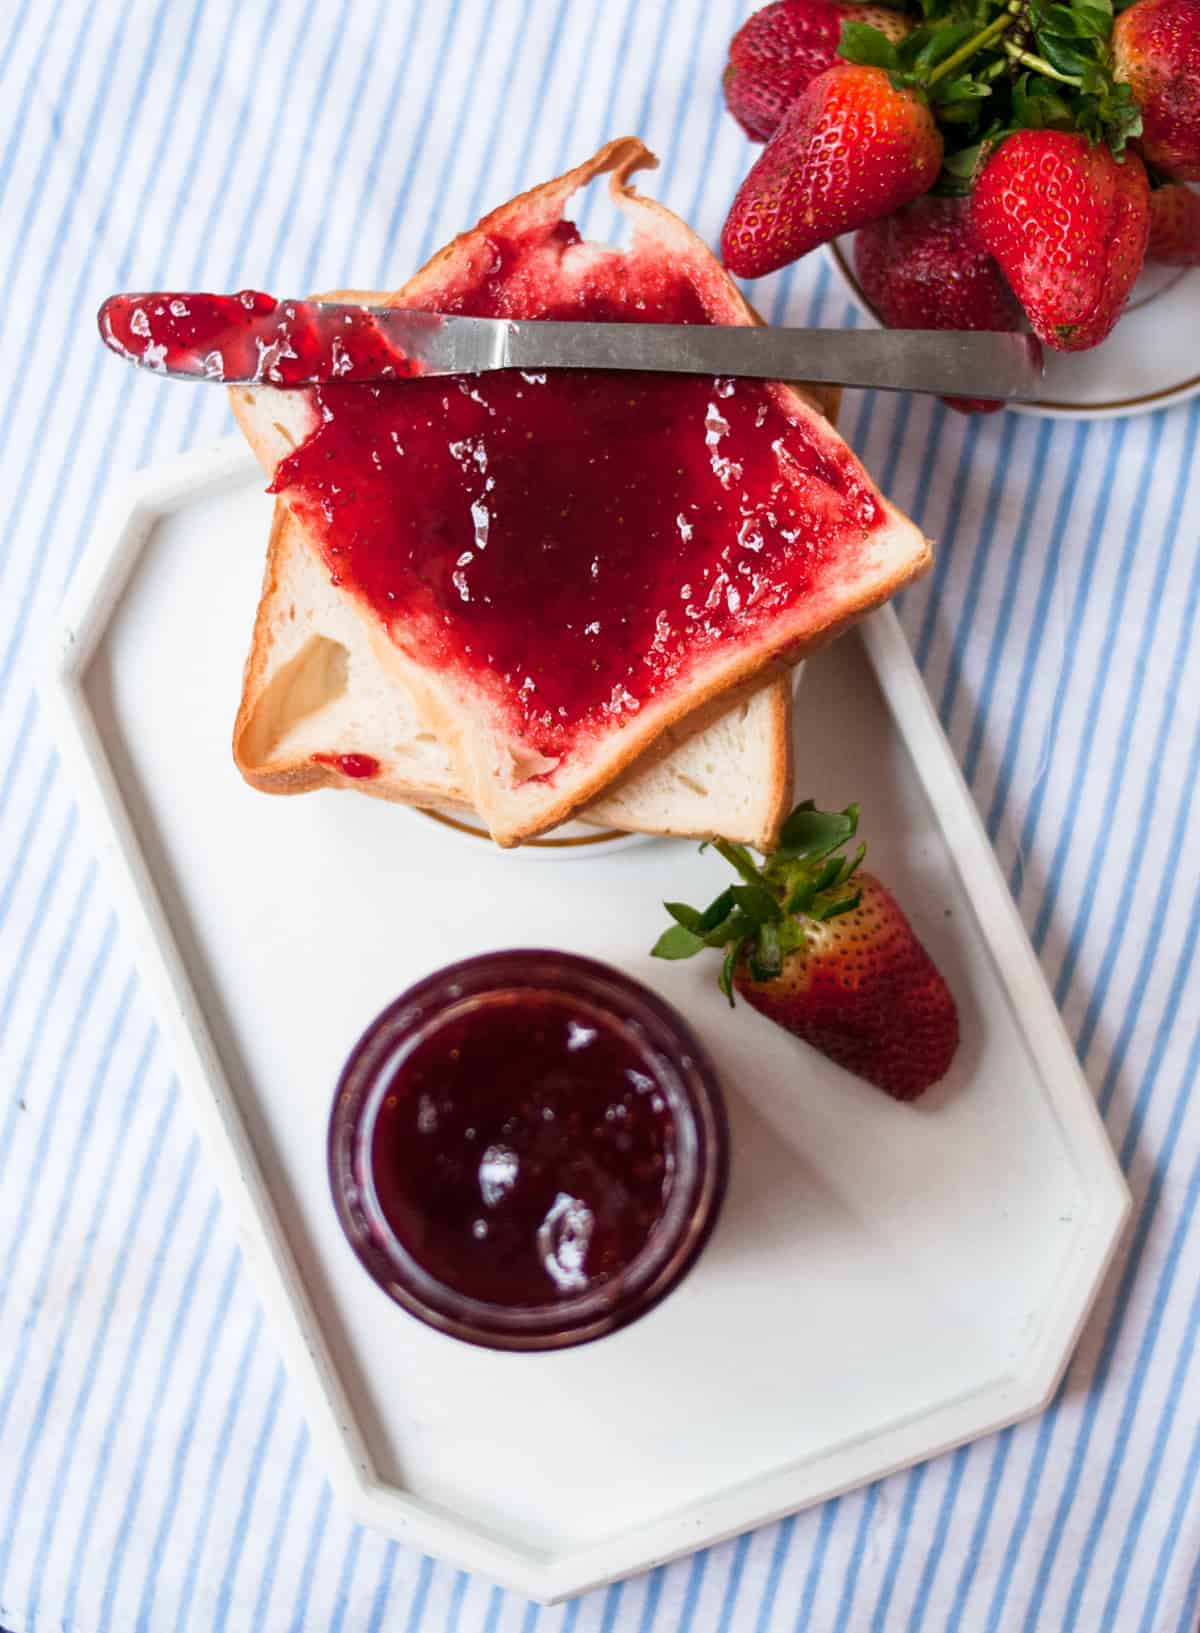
[1001,39,1082,83]
[711,838,768,889]
[925,4,1022,87]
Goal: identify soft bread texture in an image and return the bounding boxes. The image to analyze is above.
[234,505,794,848]
[230,137,932,845]
[585,673,792,843]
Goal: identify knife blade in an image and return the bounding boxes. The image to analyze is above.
[98,292,1045,400]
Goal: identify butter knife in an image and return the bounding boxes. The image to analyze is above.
[98,292,1044,400]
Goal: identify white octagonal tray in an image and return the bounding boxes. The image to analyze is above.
[44,439,1129,1602]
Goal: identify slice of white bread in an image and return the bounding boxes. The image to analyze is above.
[234,504,794,848]
[230,137,932,846]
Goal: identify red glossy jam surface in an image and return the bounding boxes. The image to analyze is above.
[311,751,381,779]
[270,235,884,761]
[98,291,424,383]
[366,991,676,1307]
[444,223,713,325]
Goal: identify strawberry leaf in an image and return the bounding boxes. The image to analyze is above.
[838,19,904,70]
[652,925,706,960]
[664,901,704,932]
[1004,73,1075,129]
[711,840,767,889]
[731,883,783,924]
[841,842,868,884]
[937,139,986,190]
[718,945,741,1005]
[931,76,994,108]
[704,910,757,947]
[785,875,818,915]
[908,18,987,71]
[810,889,863,923]
[942,140,985,175]
[1084,78,1143,150]
[811,855,849,894]
[698,887,737,932]
[778,802,858,860]
[1048,1,1111,37]
[1033,33,1094,76]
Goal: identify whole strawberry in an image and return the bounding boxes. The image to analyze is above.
[734,872,957,1100]
[854,196,1022,412]
[652,801,958,1101]
[1147,181,1200,262]
[725,0,911,142]
[971,130,1150,351]
[1114,0,1200,180]
[722,64,943,277]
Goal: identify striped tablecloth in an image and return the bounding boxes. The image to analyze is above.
[2,2,1198,1629]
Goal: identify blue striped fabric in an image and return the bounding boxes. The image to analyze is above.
[1,2,1198,1628]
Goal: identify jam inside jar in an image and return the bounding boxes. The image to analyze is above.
[328,951,729,1351]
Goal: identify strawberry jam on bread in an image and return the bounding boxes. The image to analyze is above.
[232,138,931,845]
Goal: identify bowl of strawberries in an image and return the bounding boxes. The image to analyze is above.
[721,0,1200,416]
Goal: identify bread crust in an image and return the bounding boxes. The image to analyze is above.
[230,137,930,845]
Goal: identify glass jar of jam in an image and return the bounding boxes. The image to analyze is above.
[328,950,729,1352]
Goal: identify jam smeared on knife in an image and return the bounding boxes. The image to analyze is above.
[98,291,426,383]
[267,230,885,762]
[366,989,676,1306]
